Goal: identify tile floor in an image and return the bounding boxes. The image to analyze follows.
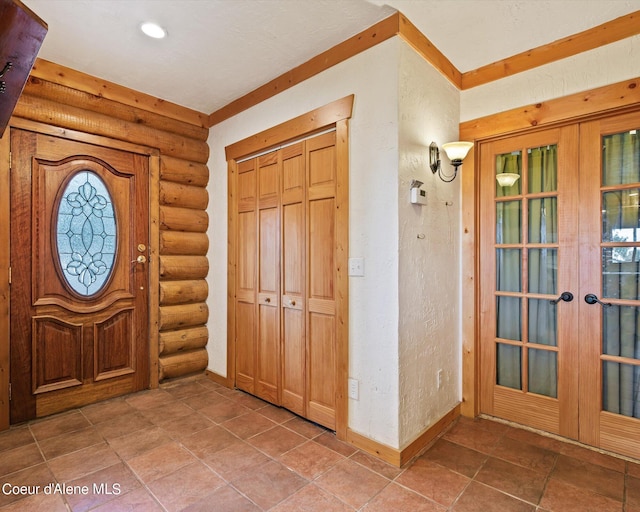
[1,375,639,511]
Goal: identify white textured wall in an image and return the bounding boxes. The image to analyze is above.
[397,42,461,448]
[461,35,640,122]
[207,38,402,447]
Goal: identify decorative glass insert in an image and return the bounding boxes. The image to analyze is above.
[56,171,116,296]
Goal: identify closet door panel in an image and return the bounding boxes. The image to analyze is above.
[236,161,257,393]
[307,132,337,429]
[256,153,281,404]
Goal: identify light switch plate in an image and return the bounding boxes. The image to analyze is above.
[348,257,364,276]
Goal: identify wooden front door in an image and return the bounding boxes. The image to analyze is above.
[10,129,150,423]
[479,110,640,459]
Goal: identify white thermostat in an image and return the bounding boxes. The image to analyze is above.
[410,180,427,205]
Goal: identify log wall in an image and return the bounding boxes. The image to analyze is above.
[12,68,210,384]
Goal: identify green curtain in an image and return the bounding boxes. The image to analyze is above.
[602,131,640,418]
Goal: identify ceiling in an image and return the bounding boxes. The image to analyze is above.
[21,0,640,116]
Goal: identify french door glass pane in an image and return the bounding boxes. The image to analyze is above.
[603,305,640,358]
[602,130,640,186]
[496,201,521,244]
[602,248,640,300]
[602,189,640,243]
[496,249,521,292]
[528,299,557,346]
[528,197,558,243]
[497,343,521,390]
[528,145,558,193]
[603,361,640,417]
[497,296,521,341]
[529,348,557,398]
[528,248,557,294]
[496,151,522,197]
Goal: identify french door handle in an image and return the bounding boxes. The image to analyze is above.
[584,293,612,308]
[550,291,573,304]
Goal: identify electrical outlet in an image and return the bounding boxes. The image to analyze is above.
[437,369,443,390]
[348,378,359,400]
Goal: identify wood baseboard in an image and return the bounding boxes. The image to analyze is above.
[347,403,461,467]
[205,369,233,388]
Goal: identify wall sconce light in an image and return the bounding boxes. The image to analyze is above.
[429,141,473,182]
[495,173,520,187]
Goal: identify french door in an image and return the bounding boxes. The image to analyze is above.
[480,110,640,458]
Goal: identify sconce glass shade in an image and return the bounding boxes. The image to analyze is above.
[496,173,520,187]
[442,141,473,162]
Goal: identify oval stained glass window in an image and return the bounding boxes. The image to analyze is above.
[56,171,117,296]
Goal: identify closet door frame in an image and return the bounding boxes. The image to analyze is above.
[226,95,353,439]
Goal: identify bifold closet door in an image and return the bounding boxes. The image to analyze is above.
[235,159,258,395]
[306,132,337,429]
[256,152,281,404]
[281,143,306,416]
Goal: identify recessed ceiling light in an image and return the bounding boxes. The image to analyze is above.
[140,22,167,39]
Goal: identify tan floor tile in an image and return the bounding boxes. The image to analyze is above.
[163,379,211,400]
[395,457,469,507]
[221,411,277,439]
[139,401,196,426]
[552,454,625,501]
[181,484,260,512]
[559,442,627,473]
[314,431,358,457]
[419,438,487,478]
[0,443,44,477]
[247,425,307,458]
[443,418,504,455]
[80,398,136,425]
[47,442,120,482]
[199,399,250,424]
[279,440,345,480]
[90,487,164,511]
[452,481,534,512]
[107,426,173,460]
[475,456,547,504]
[94,412,153,441]
[0,491,69,511]
[180,390,229,410]
[350,450,403,480]
[315,459,390,509]
[256,404,296,424]
[181,425,239,459]
[38,426,103,460]
[0,426,34,454]
[540,478,622,512]
[490,435,557,475]
[0,463,54,508]
[231,460,307,509]
[272,483,355,512]
[282,416,327,439]
[363,483,445,512]
[125,441,196,483]
[148,461,225,512]
[29,410,91,441]
[159,411,214,439]
[201,440,270,481]
[124,389,177,411]
[64,462,141,512]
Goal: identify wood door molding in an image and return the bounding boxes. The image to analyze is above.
[460,82,640,420]
[226,97,351,439]
[0,128,9,430]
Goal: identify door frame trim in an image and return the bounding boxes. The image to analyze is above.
[0,118,160,430]
[459,77,640,419]
[225,95,353,440]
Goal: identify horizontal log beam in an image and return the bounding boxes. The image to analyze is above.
[159,326,209,355]
[160,156,209,187]
[159,302,208,331]
[160,181,209,210]
[160,230,209,256]
[160,255,209,280]
[160,206,208,232]
[23,77,209,141]
[159,349,208,380]
[14,94,209,162]
[160,279,208,306]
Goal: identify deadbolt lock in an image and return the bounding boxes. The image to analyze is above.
[137,244,146,252]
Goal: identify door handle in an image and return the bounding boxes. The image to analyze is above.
[132,255,146,264]
[584,293,612,308]
[550,291,574,304]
